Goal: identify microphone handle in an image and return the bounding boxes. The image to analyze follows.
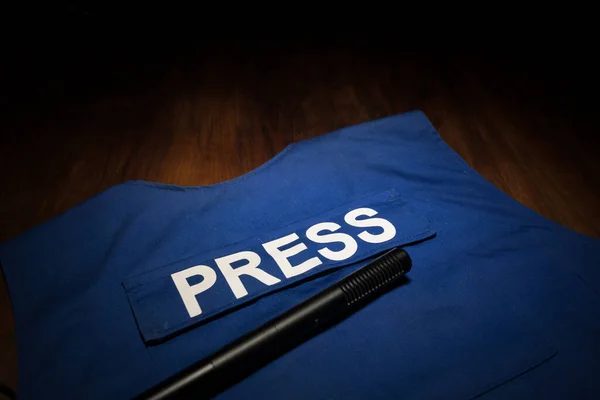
[136,247,412,400]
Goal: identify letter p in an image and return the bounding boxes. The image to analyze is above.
[171,265,217,318]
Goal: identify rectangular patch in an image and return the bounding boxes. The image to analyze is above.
[122,190,435,343]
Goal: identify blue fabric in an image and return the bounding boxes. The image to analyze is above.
[1,110,599,399]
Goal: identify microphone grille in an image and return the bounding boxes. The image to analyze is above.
[338,248,412,306]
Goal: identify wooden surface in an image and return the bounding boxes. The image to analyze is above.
[1,39,599,394]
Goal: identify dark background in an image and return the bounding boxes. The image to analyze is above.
[1,10,599,395]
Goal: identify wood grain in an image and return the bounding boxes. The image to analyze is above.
[1,39,599,394]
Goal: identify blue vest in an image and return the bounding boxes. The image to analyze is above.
[2,111,599,399]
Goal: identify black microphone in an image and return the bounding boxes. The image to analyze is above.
[135,247,412,400]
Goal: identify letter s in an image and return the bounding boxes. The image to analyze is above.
[344,207,396,244]
[306,222,358,261]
